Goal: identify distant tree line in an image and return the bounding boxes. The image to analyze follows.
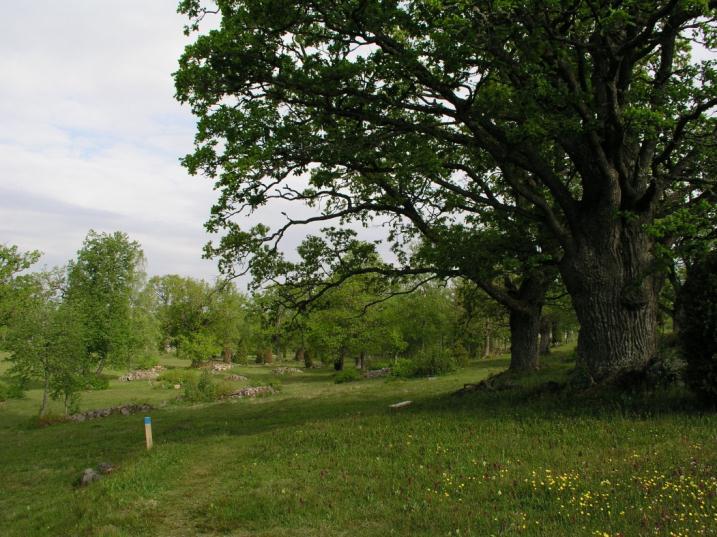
[2,230,580,415]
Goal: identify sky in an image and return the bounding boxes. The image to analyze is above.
[0,1,222,280]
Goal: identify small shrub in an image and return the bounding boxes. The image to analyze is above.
[183,370,218,403]
[368,359,392,371]
[413,349,456,376]
[452,343,471,368]
[678,249,717,403]
[335,369,361,384]
[391,350,457,378]
[215,381,236,398]
[645,343,686,389]
[391,358,418,378]
[85,374,110,391]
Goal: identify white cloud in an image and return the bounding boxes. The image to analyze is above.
[0,1,221,281]
[0,1,393,287]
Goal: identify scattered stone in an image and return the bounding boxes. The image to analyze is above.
[389,400,413,410]
[69,403,152,422]
[224,385,275,399]
[173,384,181,390]
[454,374,517,396]
[272,367,303,375]
[79,468,100,487]
[364,368,391,379]
[97,462,115,475]
[203,362,233,372]
[226,374,248,381]
[118,365,165,382]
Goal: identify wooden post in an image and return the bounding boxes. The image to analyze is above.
[144,416,153,450]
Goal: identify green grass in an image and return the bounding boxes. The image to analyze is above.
[1,348,716,536]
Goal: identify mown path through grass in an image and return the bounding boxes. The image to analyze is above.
[1,351,716,536]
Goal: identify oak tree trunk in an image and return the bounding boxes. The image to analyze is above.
[509,306,542,372]
[561,217,659,381]
[539,317,552,355]
[334,348,345,371]
[503,271,551,372]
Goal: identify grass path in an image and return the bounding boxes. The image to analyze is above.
[1,350,716,536]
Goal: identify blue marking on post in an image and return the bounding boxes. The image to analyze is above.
[144,416,152,425]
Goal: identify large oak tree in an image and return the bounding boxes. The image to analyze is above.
[176,0,716,381]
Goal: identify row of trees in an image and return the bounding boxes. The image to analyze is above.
[3,231,579,415]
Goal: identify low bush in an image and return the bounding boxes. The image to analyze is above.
[367,360,392,371]
[85,374,110,391]
[0,380,24,401]
[392,350,457,378]
[391,358,418,379]
[158,369,198,387]
[678,249,717,404]
[334,369,361,384]
[132,353,160,370]
[183,370,217,403]
[645,343,686,389]
[215,381,236,398]
[452,343,471,368]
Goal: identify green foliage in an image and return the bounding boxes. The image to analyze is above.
[148,276,251,363]
[158,368,198,387]
[177,331,222,367]
[84,374,110,391]
[392,349,457,379]
[4,271,90,415]
[176,0,716,381]
[65,230,146,373]
[391,358,419,379]
[0,380,24,401]
[215,380,236,399]
[0,244,41,330]
[208,280,251,360]
[678,250,717,403]
[132,353,161,370]
[182,370,218,403]
[334,368,361,384]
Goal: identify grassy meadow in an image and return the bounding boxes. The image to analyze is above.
[1,348,716,537]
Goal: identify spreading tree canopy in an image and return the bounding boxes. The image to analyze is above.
[176,0,716,381]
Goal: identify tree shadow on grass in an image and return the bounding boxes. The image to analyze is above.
[1,349,709,496]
